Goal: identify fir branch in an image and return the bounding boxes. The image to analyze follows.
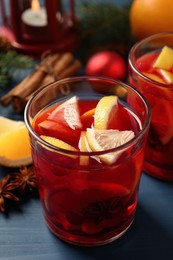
[0,51,34,89]
[0,67,9,88]
[0,51,34,69]
[77,1,134,56]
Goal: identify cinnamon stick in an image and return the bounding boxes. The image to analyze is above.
[12,74,55,113]
[0,54,60,106]
[24,60,81,104]
[25,74,55,103]
[40,74,55,86]
[0,75,32,106]
[52,52,74,79]
[40,53,61,74]
[0,52,82,113]
[58,60,82,79]
[13,60,81,113]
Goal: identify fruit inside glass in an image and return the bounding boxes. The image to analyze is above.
[129,32,173,181]
[24,77,150,246]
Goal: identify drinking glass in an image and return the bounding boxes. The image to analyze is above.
[25,76,150,246]
[129,32,173,181]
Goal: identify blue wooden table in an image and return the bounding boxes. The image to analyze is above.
[0,172,173,260]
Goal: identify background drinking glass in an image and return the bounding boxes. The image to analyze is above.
[128,32,173,181]
[24,76,150,246]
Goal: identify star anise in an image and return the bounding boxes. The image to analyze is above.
[0,175,19,212]
[12,165,38,194]
[84,196,124,225]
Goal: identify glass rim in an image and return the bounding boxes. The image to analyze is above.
[128,32,173,89]
[24,76,151,156]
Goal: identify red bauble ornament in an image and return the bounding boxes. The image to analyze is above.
[85,51,127,81]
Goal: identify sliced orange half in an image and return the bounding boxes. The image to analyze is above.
[0,116,24,135]
[0,118,32,167]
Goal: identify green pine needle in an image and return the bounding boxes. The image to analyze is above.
[0,51,34,89]
[77,1,134,56]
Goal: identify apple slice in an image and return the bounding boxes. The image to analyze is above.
[153,46,173,70]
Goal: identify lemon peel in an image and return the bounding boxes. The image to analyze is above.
[94,95,118,130]
[86,128,135,164]
[78,131,90,165]
[40,135,78,158]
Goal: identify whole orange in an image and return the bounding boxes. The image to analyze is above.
[130,0,173,40]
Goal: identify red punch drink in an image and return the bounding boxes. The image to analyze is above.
[129,32,173,181]
[25,77,150,246]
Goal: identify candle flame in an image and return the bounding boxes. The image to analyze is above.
[31,0,41,11]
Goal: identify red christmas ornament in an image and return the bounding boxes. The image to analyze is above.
[85,51,126,81]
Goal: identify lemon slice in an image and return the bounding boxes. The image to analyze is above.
[94,95,118,129]
[41,135,78,158]
[78,131,90,165]
[86,128,135,164]
[0,121,32,167]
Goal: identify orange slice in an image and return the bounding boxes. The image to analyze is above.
[80,108,95,128]
[0,116,24,134]
[0,117,32,167]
